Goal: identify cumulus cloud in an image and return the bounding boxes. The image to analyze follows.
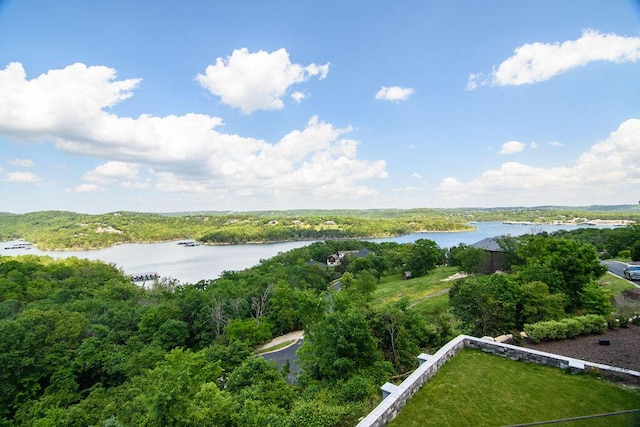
[468,29,640,89]
[500,140,526,155]
[0,62,140,138]
[291,91,307,103]
[436,118,640,206]
[530,142,539,149]
[196,48,329,114]
[375,86,415,101]
[83,161,140,184]
[549,141,564,147]
[7,158,34,167]
[6,171,41,183]
[411,172,422,179]
[71,183,101,192]
[0,62,386,205]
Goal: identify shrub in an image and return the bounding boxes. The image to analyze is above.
[618,249,631,259]
[510,329,523,346]
[562,318,583,338]
[524,315,606,343]
[580,314,607,334]
[618,316,630,328]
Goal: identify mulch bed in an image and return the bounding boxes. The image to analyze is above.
[523,325,640,372]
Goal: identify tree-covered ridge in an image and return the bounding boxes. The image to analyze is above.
[0,210,473,249]
[1,206,639,250]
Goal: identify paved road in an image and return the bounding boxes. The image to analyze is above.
[261,338,304,382]
[601,260,640,288]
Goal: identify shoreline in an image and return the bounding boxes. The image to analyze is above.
[4,227,477,252]
[4,218,633,252]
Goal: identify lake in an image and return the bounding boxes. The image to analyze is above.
[0,222,591,284]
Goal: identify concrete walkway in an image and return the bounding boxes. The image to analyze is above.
[257,330,304,353]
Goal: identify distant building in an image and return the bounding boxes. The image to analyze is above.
[326,248,374,267]
[470,237,507,274]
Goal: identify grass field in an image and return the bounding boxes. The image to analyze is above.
[371,266,460,308]
[372,265,634,316]
[388,349,640,427]
[599,271,637,295]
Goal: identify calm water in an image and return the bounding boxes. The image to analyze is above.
[0,222,588,284]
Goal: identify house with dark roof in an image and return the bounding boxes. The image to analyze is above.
[326,248,374,267]
[306,259,328,270]
[470,237,507,274]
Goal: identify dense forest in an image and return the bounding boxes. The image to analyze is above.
[1,205,638,250]
[1,222,639,426]
[0,238,453,426]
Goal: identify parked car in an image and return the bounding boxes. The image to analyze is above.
[623,264,640,280]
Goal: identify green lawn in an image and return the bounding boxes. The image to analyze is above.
[389,349,640,427]
[372,266,460,308]
[599,271,637,295]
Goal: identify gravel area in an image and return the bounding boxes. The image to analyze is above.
[523,325,640,372]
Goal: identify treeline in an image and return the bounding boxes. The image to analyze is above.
[549,224,640,260]
[2,206,638,250]
[456,205,640,223]
[0,210,471,250]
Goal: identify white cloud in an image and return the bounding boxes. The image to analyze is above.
[549,141,564,147]
[6,171,41,183]
[465,73,484,91]
[411,172,422,179]
[500,140,526,155]
[7,158,34,167]
[468,29,640,89]
[375,86,415,101]
[196,48,329,114]
[437,118,640,206]
[71,183,101,192]
[291,91,307,103]
[83,161,140,184]
[530,142,539,149]
[0,62,386,206]
[0,62,140,139]
[121,180,150,189]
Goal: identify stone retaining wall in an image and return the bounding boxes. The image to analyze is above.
[356,335,640,427]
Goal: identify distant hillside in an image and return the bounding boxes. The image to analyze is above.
[1,206,637,250]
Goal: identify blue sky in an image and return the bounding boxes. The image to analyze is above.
[1,1,639,213]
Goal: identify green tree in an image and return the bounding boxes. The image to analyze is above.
[457,245,489,275]
[516,281,565,328]
[225,318,272,347]
[450,274,520,337]
[372,301,436,372]
[405,239,442,277]
[226,357,296,411]
[353,270,377,299]
[119,349,233,426]
[515,236,606,310]
[579,281,613,315]
[299,308,380,380]
[154,319,190,350]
